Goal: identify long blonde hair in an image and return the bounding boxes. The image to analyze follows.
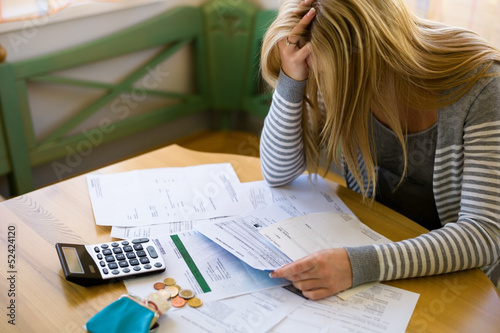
[261,0,500,200]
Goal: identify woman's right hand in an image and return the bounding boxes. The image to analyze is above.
[277,0,316,82]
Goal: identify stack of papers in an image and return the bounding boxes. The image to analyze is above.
[87,163,419,333]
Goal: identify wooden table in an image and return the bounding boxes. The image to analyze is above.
[1,144,499,332]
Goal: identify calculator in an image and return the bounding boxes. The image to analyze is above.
[55,238,166,286]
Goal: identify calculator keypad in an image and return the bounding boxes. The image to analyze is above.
[85,238,165,279]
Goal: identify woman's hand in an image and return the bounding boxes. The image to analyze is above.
[270,248,353,300]
[278,0,316,81]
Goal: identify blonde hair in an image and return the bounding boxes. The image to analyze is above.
[261,0,500,200]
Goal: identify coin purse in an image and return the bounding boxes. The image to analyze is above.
[86,294,159,333]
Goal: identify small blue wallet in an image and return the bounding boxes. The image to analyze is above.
[86,295,159,333]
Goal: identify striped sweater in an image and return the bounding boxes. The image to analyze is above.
[260,67,500,287]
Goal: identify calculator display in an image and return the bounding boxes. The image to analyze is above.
[62,247,85,274]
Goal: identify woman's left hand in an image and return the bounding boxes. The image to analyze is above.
[270,248,353,300]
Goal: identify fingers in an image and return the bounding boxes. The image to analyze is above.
[270,256,315,279]
[289,6,316,40]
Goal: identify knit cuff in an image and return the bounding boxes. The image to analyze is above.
[345,245,381,287]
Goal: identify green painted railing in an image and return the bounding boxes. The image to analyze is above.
[0,0,276,196]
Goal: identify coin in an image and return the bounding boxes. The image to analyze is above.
[172,285,182,292]
[171,296,187,308]
[157,289,171,300]
[187,297,203,308]
[153,282,166,290]
[179,289,195,299]
[166,285,179,298]
[163,277,176,286]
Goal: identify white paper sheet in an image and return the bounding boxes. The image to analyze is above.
[125,231,290,303]
[110,181,274,238]
[195,176,361,271]
[270,283,419,333]
[157,287,306,333]
[260,211,391,261]
[87,163,254,226]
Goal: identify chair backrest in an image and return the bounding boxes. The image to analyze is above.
[0,0,277,196]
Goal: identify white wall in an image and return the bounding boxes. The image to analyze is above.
[0,0,280,197]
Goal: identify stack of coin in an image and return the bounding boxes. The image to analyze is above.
[149,277,203,310]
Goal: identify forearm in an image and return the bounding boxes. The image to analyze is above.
[346,220,500,287]
[260,70,308,186]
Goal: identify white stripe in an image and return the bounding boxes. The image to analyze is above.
[434,155,464,171]
[412,238,427,277]
[433,173,462,187]
[432,232,453,274]
[274,90,304,108]
[464,120,500,133]
[463,166,500,177]
[465,159,500,168]
[383,244,395,280]
[462,183,500,196]
[435,144,464,155]
[461,198,500,211]
[418,236,435,275]
[399,241,412,278]
[375,246,386,281]
[388,243,402,279]
[441,226,465,270]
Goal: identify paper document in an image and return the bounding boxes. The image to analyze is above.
[125,231,290,303]
[196,175,375,271]
[157,287,306,333]
[87,163,253,226]
[260,211,391,261]
[270,283,419,333]
[110,181,274,238]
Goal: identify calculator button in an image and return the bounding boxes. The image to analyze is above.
[132,238,149,244]
[136,250,147,257]
[146,246,159,259]
[113,247,123,254]
[111,242,119,247]
[112,270,120,275]
[133,266,141,272]
[126,253,136,259]
[101,244,109,249]
[123,246,133,252]
[140,257,150,264]
[100,261,106,267]
[144,264,152,269]
[133,244,144,251]
[108,263,118,269]
[115,254,126,261]
[94,246,100,253]
[105,255,115,262]
[154,262,163,268]
[102,268,109,275]
[97,254,103,260]
[121,241,129,246]
[119,261,129,268]
[122,268,130,273]
[129,259,140,266]
[102,249,112,255]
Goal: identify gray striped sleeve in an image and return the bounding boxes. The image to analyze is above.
[260,70,308,186]
[346,77,500,287]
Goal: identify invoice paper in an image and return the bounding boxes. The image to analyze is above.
[260,211,391,262]
[87,163,254,226]
[158,287,306,333]
[125,231,290,303]
[270,283,420,333]
[109,180,274,238]
[195,175,365,271]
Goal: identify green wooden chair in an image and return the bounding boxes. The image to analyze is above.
[0,0,276,196]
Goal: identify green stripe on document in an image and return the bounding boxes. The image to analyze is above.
[170,234,211,292]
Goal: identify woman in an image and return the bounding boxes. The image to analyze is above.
[261,0,500,300]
